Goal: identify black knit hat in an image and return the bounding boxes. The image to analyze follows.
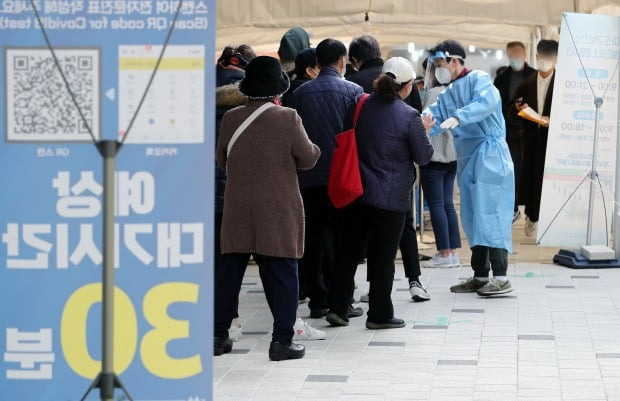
[239,56,290,99]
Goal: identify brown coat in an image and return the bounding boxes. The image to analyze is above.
[216,100,321,259]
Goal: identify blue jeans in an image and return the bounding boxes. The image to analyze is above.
[420,162,462,251]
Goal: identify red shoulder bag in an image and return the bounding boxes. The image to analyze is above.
[328,94,369,208]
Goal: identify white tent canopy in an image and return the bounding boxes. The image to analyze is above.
[217,0,620,53]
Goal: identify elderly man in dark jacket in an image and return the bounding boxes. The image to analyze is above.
[291,38,364,318]
[347,35,423,111]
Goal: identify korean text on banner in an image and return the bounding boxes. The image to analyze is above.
[0,1,215,399]
[538,12,620,247]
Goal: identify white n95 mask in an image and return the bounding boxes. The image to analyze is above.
[537,59,554,73]
[434,67,451,85]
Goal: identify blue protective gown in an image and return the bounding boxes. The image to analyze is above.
[425,70,514,252]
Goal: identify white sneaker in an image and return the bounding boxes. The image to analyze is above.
[228,318,242,342]
[452,253,461,268]
[524,218,538,237]
[360,293,369,303]
[409,281,431,302]
[293,317,326,340]
[423,253,455,268]
[512,209,521,224]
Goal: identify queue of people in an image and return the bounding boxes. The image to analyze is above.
[213,29,557,361]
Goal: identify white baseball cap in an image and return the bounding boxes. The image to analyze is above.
[382,57,416,84]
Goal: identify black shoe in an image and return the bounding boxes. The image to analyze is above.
[366,318,406,330]
[214,337,233,356]
[309,308,329,318]
[326,312,349,326]
[347,305,363,318]
[269,341,305,361]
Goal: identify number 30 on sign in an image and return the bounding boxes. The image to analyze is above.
[60,282,201,378]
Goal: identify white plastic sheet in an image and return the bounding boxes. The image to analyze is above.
[216,0,618,51]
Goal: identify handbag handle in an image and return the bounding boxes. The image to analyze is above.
[353,94,370,128]
[227,102,275,156]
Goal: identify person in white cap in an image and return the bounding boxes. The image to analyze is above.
[326,57,433,330]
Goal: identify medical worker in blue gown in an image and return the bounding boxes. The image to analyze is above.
[422,40,515,297]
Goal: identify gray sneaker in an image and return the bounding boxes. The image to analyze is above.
[409,281,431,302]
[450,277,487,293]
[477,279,514,296]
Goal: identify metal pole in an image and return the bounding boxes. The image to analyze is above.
[532,26,542,68]
[419,185,425,242]
[586,98,604,245]
[101,140,117,401]
[614,90,620,255]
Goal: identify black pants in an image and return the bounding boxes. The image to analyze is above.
[471,246,508,278]
[215,212,223,269]
[214,212,239,320]
[521,132,548,222]
[329,203,406,322]
[364,206,421,282]
[299,187,335,311]
[399,208,421,281]
[506,129,523,211]
[214,253,298,343]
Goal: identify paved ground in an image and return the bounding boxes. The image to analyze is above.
[213,218,620,401]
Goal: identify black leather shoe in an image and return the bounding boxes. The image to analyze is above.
[326,312,349,326]
[214,337,233,356]
[309,308,329,318]
[269,341,305,361]
[366,318,406,330]
[347,305,364,318]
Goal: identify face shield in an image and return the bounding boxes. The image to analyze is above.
[424,50,463,90]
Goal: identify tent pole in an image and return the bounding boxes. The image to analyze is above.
[614,74,620,256]
[532,26,542,67]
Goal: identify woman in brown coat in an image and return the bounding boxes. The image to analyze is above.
[214,56,320,361]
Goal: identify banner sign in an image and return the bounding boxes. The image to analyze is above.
[538,12,620,247]
[0,1,214,399]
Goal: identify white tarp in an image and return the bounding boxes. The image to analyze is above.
[216,0,620,52]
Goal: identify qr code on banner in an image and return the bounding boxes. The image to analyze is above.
[5,48,100,142]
